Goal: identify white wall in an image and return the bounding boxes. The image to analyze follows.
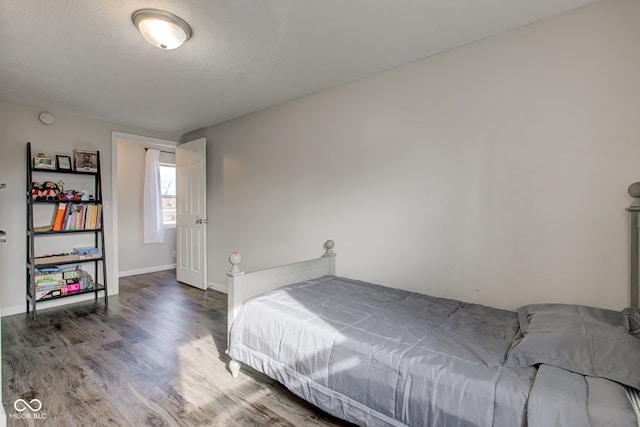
[117,138,176,275]
[0,101,179,315]
[186,0,640,311]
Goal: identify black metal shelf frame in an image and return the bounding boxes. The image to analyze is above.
[26,142,108,319]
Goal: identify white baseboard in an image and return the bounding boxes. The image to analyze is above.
[119,264,176,278]
[208,281,228,294]
[2,292,106,317]
[2,304,26,317]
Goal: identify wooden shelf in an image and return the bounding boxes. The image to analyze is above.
[32,229,103,236]
[31,168,98,176]
[32,199,102,204]
[30,257,105,269]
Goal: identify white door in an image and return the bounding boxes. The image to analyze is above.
[176,138,207,289]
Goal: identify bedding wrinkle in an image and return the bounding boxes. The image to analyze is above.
[389,330,435,420]
[276,309,295,371]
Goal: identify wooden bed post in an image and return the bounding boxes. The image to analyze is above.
[322,239,336,275]
[227,251,243,377]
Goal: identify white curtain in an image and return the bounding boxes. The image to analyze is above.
[143,149,165,243]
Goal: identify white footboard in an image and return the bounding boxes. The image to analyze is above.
[226,240,336,365]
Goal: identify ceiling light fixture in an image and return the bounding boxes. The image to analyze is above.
[131,9,192,50]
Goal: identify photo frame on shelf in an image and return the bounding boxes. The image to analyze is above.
[56,155,72,171]
[73,149,98,172]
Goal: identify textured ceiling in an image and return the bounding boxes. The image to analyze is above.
[0,0,599,135]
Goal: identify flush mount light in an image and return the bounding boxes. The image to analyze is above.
[38,111,55,125]
[132,9,192,50]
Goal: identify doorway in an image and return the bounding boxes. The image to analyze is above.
[111,132,178,292]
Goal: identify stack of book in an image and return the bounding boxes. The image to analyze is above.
[34,266,83,300]
[52,203,102,231]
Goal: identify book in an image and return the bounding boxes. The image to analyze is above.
[63,206,73,231]
[52,203,67,232]
[36,267,62,273]
[35,272,64,283]
[96,205,102,228]
[91,205,99,229]
[69,211,76,230]
[84,205,92,229]
[75,205,84,230]
[35,283,66,292]
[63,204,84,231]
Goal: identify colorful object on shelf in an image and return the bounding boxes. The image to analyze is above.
[32,181,83,201]
[33,153,55,169]
[32,181,60,200]
[59,190,81,201]
[33,265,93,300]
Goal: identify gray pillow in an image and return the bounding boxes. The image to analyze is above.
[506,304,640,389]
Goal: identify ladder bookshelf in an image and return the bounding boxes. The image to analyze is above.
[26,142,108,319]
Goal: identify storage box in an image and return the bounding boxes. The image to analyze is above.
[36,289,63,300]
[66,283,81,293]
[74,247,101,260]
[36,282,65,291]
[35,272,64,283]
[33,156,55,169]
[73,247,100,255]
[63,270,79,280]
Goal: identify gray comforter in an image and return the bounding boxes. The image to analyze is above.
[528,365,637,427]
[228,275,638,426]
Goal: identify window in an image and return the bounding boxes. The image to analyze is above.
[159,163,176,226]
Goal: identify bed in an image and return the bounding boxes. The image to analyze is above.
[226,241,640,426]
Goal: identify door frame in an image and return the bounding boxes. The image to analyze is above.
[111,132,178,295]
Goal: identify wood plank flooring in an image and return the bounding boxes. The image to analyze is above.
[2,270,351,426]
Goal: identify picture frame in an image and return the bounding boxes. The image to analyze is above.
[73,149,98,173]
[56,155,72,171]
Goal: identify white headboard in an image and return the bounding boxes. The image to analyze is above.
[226,240,336,348]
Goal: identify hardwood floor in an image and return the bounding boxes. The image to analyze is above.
[2,270,350,426]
